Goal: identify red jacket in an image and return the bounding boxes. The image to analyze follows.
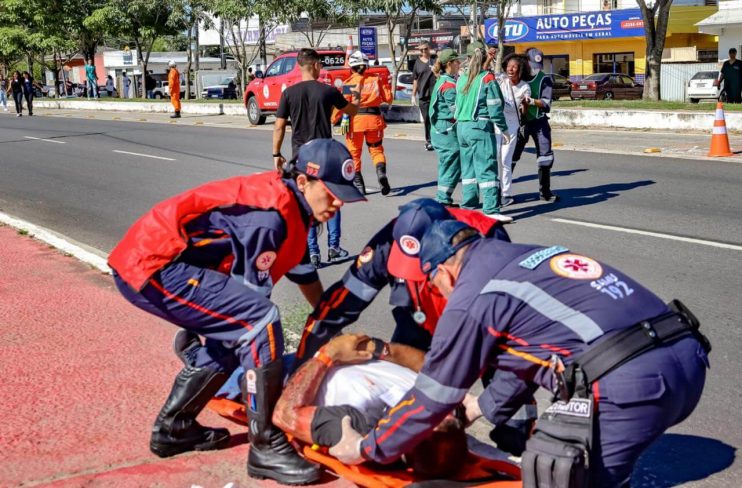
[109,172,309,290]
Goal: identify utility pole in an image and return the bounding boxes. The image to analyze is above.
[195,20,201,99]
[219,18,226,70]
[258,16,267,69]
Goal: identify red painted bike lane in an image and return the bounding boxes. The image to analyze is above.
[0,225,348,487]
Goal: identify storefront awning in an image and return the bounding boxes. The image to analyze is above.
[696,9,742,34]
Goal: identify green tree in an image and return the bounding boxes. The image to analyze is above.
[284,0,364,48]
[86,0,177,96]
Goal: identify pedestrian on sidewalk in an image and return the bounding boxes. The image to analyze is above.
[337,51,393,196]
[122,72,130,99]
[412,42,436,151]
[145,70,156,99]
[454,41,512,222]
[85,59,98,100]
[718,48,742,103]
[496,54,531,208]
[105,75,115,97]
[108,138,365,485]
[429,49,465,206]
[0,74,8,112]
[22,71,36,116]
[168,60,181,118]
[513,48,559,202]
[273,48,359,268]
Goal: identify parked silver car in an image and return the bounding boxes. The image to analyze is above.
[687,71,724,103]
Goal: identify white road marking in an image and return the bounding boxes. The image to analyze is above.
[112,150,175,161]
[552,218,742,251]
[0,211,110,273]
[24,136,65,144]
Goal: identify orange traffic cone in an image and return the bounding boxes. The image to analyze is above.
[708,102,734,157]
[344,35,354,68]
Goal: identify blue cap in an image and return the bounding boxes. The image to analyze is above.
[387,199,451,281]
[419,220,481,276]
[294,139,366,203]
[526,48,544,71]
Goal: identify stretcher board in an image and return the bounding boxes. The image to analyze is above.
[207,399,522,488]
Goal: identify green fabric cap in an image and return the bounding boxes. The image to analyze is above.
[438,49,464,65]
[466,41,485,56]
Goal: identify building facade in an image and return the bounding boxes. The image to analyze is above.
[697,0,742,60]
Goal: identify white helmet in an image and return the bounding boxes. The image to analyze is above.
[347,51,369,68]
[168,60,177,67]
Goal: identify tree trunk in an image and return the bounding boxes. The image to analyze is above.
[387,18,398,97]
[195,21,201,99]
[53,50,61,99]
[186,24,193,100]
[638,0,672,101]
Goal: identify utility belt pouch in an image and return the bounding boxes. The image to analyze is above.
[669,299,711,354]
[522,368,593,488]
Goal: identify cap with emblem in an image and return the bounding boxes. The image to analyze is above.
[387,199,451,281]
[294,139,366,203]
[419,220,481,277]
[526,48,544,71]
[437,49,465,65]
[467,41,485,57]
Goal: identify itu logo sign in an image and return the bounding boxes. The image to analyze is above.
[486,19,529,42]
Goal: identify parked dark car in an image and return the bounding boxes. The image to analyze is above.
[570,73,643,100]
[202,77,238,99]
[548,73,572,100]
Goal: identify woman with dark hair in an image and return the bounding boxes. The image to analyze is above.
[497,54,531,206]
[454,41,512,222]
[108,138,365,486]
[10,71,24,116]
[22,71,36,116]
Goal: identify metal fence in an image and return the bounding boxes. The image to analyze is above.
[661,62,719,102]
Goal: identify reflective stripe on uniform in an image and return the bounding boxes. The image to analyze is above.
[343,273,380,302]
[537,155,554,164]
[462,178,478,185]
[236,305,280,345]
[480,279,604,343]
[438,185,454,195]
[289,263,317,276]
[479,181,498,189]
[415,373,468,404]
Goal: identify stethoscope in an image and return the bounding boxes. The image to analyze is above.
[410,280,427,325]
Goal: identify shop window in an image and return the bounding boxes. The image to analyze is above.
[539,0,556,15]
[698,50,718,62]
[544,55,570,78]
[593,52,635,76]
[602,0,618,10]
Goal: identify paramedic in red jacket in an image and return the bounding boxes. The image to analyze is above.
[108,139,365,485]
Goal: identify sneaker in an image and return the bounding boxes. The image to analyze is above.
[500,196,515,208]
[17,113,21,117]
[424,142,434,151]
[327,247,349,263]
[3,108,7,112]
[310,254,321,268]
[485,212,514,224]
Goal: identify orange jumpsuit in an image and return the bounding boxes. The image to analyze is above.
[168,68,181,112]
[340,72,392,172]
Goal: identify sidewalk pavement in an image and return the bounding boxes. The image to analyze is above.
[28,107,742,164]
[0,224,349,488]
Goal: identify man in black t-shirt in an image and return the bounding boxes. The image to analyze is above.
[273,48,359,268]
[412,42,436,151]
[719,48,742,103]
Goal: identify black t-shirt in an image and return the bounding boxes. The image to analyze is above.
[413,57,435,100]
[276,80,349,157]
[10,79,23,93]
[145,75,156,90]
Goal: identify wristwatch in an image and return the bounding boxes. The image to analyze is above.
[272,152,282,158]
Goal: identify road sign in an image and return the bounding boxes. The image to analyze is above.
[359,26,377,60]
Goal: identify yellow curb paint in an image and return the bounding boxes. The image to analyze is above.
[553,142,564,147]
[138,118,147,121]
[195,121,203,125]
[394,133,408,137]
[643,147,662,153]
[112,117,121,120]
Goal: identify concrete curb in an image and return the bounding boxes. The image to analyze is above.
[28,99,739,132]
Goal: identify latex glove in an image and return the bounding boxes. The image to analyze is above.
[329,416,364,464]
[411,96,418,106]
[340,114,350,135]
[323,334,374,365]
[502,132,512,146]
[462,394,483,427]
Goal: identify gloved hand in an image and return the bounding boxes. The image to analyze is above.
[340,114,350,135]
[411,96,418,107]
[502,132,512,146]
[329,416,364,464]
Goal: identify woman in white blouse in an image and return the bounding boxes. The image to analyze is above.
[496,54,531,207]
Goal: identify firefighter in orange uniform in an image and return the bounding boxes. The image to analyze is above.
[338,51,393,196]
[168,60,181,119]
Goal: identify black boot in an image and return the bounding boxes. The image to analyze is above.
[538,166,560,202]
[353,172,366,195]
[376,163,391,196]
[170,111,181,119]
[173,329,201,366]
[150,366,231,458]
[246,359,321,485]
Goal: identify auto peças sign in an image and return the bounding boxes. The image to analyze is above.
[484,8,645,44]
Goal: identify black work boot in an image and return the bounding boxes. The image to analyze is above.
[170,111,181,119]
[353,172,366,195]
[246,359,321,485]
[150,366,230,458]
[173,329,202,366]
[538,166,560,202]
[376,163,391,196]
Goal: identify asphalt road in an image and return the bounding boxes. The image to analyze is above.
[1,113,740,487]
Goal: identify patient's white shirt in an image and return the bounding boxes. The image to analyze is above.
[317,360,417,422]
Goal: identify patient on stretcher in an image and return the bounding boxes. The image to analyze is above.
[272,334,469,478]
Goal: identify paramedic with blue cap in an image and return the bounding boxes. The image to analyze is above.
[109,138,365,485]
[330,220,709,488]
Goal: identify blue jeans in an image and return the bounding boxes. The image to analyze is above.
[307,211,341,256]
[87,79,98,98]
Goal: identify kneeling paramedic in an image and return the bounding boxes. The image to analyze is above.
[330,220,709,488]
[108,139,365,485]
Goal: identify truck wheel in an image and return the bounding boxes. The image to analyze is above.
[603,91,614,100]
[155,93,162,99]
[246,96,266,125]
